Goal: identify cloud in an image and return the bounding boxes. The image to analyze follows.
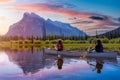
[89,16,107,21]
[45,0,76,8]
[0,0,15,3]
[12,3,98,18]
[71,20,94,24]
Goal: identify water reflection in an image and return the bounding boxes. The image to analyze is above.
[5,48,118,74]
[4,48,66,75]
[86,57,117,74]
[56,55,64,70]
[5,49,45,75]
[0,48,120,80]
[95,59,103,74]
[87,58,104,74]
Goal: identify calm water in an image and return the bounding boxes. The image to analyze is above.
[0,49,120,80]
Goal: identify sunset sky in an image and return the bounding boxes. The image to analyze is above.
[0,0,120,35]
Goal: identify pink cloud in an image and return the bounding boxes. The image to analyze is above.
[13,3,98,18]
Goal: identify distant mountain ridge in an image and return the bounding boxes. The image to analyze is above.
[99,27,120,38]
[5,12,87,38]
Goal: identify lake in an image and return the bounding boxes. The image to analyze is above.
[0,49,120,80]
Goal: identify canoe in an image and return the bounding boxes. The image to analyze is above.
[44,48,117,58]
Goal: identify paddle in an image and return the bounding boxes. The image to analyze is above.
[83,40,95,58]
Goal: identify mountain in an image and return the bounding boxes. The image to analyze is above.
[99,27,120,38]
[5,12,86,38]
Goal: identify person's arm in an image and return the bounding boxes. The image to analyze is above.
[88,47,95,52]
[54,44,57,50]
[56,44,58,50]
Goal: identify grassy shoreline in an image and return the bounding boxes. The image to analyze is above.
[0,40,120,54]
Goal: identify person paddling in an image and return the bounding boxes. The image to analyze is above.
[56,39,64,52]
[95,40,104,52]
[89,40,104,53]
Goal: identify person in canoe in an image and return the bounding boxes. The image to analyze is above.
[56,39,64,51]
[89,40,104,53]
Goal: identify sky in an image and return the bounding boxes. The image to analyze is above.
[0,0,120,35]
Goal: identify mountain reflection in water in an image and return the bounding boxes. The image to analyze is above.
[6,49,47,75]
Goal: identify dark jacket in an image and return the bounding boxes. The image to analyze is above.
[95,45,104,52]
